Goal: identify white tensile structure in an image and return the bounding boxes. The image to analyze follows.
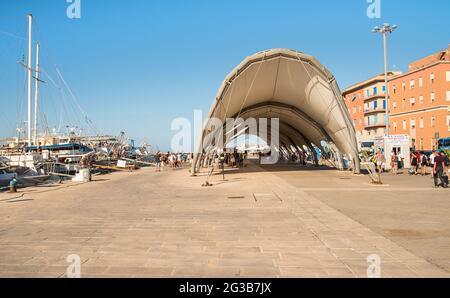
[191,49,361,174]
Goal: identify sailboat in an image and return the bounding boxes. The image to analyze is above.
[1,15,155,184]
[0,14,50,184]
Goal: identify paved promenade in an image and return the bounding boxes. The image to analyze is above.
[0,162,448,278]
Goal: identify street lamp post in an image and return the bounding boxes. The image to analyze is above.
[372,23,398,137]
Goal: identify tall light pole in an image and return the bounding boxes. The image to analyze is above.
[372,23,398,137]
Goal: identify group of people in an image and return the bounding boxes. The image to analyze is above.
[279,151,311,166]
[215,152,247,168]
[154,152,193,172]
[374,149,449,188]
[410,151,431,176]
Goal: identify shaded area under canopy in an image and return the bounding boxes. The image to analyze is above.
[192,49,360,174]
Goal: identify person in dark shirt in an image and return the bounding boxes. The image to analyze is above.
[155,153,161,172]
[433,151,448,188]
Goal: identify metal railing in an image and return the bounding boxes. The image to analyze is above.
[363,93,386,101]
[364,107,387,115]
[364,123,387,129]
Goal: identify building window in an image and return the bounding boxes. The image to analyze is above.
[420,138,424,150]
[419,77,423,87]
[393,122,397,132]
[403,120,407,130]
[402,82,406,92]
[393,101,397,109]
[353,119,357,126]
[447,90,450,101]
[431,116,436,128]
[410,80,415,89]
[382,85,386,93]
[446,71,450,82]
[374,115,379,125]
[373,87,378,95]
[402,98,406,109]
[430,73,435,84]
[420,118,424,129]
[411,119,416,130]
[410,97,416,107]
[352,95,357,102]
[393,85,397,94]
[353,107,357,114]
[431,92,435,102]
[419,95,424,104]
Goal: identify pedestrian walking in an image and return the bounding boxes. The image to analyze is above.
[177,153,183,167]
[411,152,419,175]
[391,151,399,175]
[420,152,429,176]
[375,150,386,173]
[230,153,236,168]
[443,151,450,185]
[433,151,448,188]
[430,152,436,178]
[155,153,161,172]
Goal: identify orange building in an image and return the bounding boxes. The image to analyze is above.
[343,72,401,148]
[343,44,450,151]
[388,45,450,151]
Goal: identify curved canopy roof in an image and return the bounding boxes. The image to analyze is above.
[193,49,360,173]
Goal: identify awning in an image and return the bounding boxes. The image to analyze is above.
[192,49,360,173]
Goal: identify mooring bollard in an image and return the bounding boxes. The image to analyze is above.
[9,178,18,193]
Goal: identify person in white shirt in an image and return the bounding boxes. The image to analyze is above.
[430,153,436,177]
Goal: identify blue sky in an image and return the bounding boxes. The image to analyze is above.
[1,0,449,149]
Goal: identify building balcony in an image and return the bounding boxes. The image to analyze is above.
[363,93,386,102]
[364,123,387,129]
[364,107,386,115]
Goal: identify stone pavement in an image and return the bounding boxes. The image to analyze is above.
[0,162,448,278]
[270,166,450,273]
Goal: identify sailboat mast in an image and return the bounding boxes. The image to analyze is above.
[33,43,40,144]
[27,14,33,146]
